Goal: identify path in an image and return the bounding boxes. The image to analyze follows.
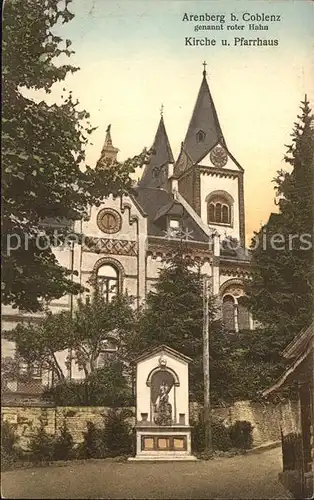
[1,446,289,499]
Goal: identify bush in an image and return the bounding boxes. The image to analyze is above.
[28,418,55,462]
[102,408,134,457]
[87,363,134,407]
[191,415,232,452]
[53,420,74,460]
[1,420,18,454]
[212,419,233,451]
[191,418,205,453]
[191,415,253,452]
[1,420,20,469]
[229,420,253,450]
[43,361,134,407]
[43,381,87,406]
[80,421,105,458]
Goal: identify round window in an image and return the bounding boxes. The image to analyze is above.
[210,146,228,168]
[97,209,122,234]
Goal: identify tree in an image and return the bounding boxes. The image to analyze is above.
[246,97,313,348]
[2,0,147,312]
[132,245,225,402]
[43,359,134,406]
[5,291,136,382]
[129,244,287,404]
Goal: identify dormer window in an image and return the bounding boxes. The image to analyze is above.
[196,130,206,143]
[169,219,180,230]
[169,218,181,238]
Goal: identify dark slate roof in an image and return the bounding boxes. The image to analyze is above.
[220,239,251,261]
[139,116,174,189]
[220,247,251,262]
[39,217,74,228]
[133,186,209,241]
[174,144,194,176]
[182,72,225,164]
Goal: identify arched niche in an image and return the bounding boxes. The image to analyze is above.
[146,366,180,388]
[146,366,180,426]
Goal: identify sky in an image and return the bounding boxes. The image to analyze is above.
[28,0,314,242]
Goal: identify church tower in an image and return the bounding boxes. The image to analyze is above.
[175,65,246,247]
[139,112,174,190]
[97,124,119,166]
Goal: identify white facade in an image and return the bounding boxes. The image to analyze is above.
[130,345,196,461]
[2,70,252,398]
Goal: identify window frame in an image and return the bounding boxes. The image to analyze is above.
[96,264,119,302]
[196,130,206,143]
[206,194,233,227]
[92,258,124,301]
[168,217,182,238]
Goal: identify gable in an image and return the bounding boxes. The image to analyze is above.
[134,344,192,365]
[198,143,244,172]
[82,194,147,241]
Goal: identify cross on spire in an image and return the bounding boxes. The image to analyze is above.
[160,103,164,117]
[202,60,207,77]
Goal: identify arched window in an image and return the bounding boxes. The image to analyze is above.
[222,205,229,224]
[196,130,206,143]
[96,264,119,302]
[98,338,118,367]
[206,191,233,226]
[222,295,235,331]
[215,203,222,223]
[208,203,215,222]
[237,296,250,331]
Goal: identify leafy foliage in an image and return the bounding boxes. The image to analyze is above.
[5,292,136,383]
[28,418,55,462]
[129,244,279,403]
[1,420,20,470]
[86,362,133,406]
[191,417,232,452]
[131,245,224,402]
[79,410,134,459]
[228,421,253,450]
[44,360,134,406]
[53,420,74,460]
[2,0,147,312]
[191,415,253,453]
[246,97,313,348]
[102,409,134,457]
[1,420,19,456]
[80,421,105,459]
[214,328,286,402]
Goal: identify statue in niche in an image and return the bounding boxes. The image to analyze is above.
[154,380,172,426]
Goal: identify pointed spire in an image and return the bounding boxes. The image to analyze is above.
[104,124,113,146]
[98,124,119,165]
[139,115,174,189]
[182,67,225,164]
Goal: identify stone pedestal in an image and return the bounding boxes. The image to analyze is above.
[128,345,197,462]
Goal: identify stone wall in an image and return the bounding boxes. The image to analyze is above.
[1,400,299,450]
[190,399,299,446]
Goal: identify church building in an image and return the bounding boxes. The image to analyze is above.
[2,67,253,393]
